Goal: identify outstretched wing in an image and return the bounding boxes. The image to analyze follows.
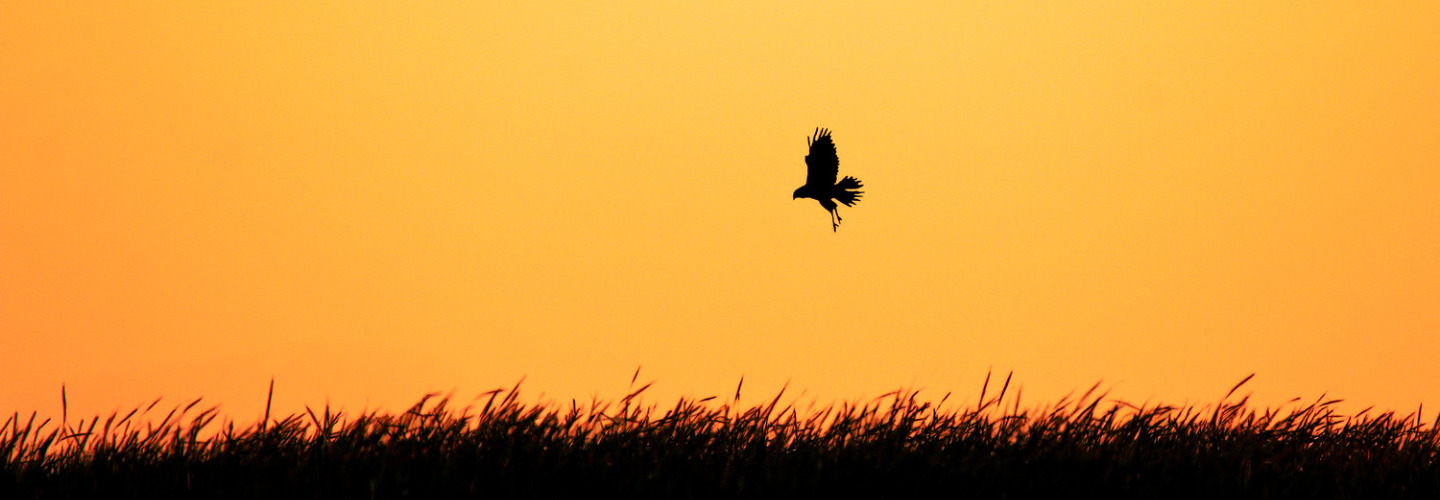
[804,128,838,188]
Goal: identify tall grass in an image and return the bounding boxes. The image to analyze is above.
[4,373,1438,498]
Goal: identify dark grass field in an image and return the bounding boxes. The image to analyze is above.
[5,373,1439,499]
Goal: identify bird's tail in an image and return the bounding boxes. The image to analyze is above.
[835,176,864,206]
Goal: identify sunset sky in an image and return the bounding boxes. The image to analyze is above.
[4,2,1439,423]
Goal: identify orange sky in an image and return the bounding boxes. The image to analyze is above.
[4,2,1439,423]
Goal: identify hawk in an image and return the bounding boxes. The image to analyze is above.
[792,128,864,231]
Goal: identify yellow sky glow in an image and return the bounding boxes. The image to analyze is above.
[3,2,1439,422]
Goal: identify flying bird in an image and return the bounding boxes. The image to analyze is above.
[793,128,864,231]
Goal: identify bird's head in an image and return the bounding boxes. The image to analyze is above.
[792,187,803,199]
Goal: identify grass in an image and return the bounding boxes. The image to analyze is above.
[4,372,1439,498]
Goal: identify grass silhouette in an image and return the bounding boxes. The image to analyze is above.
[4,373,1438,498]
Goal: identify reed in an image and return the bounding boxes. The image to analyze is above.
[4,373,1437,498]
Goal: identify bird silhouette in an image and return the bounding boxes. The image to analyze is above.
[793,128,864,231]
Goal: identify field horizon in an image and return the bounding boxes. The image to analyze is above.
[11,370,1431,430]
[8,372,1439,496]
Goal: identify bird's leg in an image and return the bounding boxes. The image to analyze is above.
[830,209,840,231]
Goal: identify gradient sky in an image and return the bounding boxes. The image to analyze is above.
[4,2,1439,423]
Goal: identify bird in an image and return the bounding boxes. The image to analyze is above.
[793,128,864,231]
